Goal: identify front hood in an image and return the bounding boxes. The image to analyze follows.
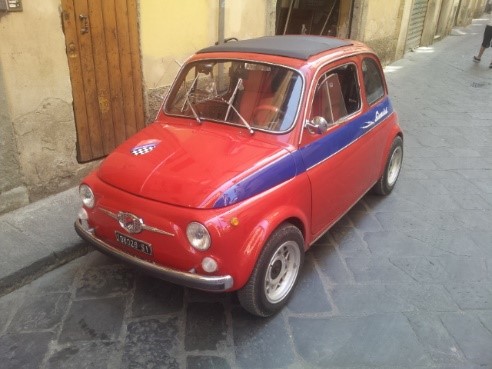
[97,122,294,208]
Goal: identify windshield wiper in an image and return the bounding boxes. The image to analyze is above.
[225,78,243,121]
[222,78,254,134]
[180,75,201,123]
[184,96,201,124]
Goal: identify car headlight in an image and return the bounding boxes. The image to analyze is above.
[79,184,95,208]
[186,222,211,251]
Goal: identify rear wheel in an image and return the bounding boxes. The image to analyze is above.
[237,223,304,317]
[373,136,403,195]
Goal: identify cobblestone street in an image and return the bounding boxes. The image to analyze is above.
[1,18,492,369]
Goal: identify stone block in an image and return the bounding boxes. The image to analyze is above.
[8,292,70,332]
[0,332,54,369]
[122,317,179,369]
[185,302,227,351]
[289,314,430,367]
[131,274,184,318]
[232,307,295,369]
[59,297,125,342]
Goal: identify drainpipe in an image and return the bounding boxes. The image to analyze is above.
[218,0,225,44]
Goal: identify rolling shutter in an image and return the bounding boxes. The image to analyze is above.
[406,0,428,51]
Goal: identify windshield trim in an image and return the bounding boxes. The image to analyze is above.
[163,57,305,135]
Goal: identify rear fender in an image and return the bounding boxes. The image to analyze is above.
[376,114,403,180]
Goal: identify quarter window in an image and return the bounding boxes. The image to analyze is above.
[362,58,385,105]
[311,64,360,124]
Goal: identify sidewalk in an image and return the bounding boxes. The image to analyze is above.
[1,16,491,300]
[0,187,89,296]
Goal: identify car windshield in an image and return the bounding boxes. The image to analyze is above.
[165,60,303,133]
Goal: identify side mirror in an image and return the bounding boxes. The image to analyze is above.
[305,116,330,134]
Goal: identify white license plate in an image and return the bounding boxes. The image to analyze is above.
[115,231,153,256]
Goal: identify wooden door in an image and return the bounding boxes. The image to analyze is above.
[61,0,145,162]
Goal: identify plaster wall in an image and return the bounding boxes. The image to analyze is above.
[394,0,414,60]
[0,57,28,213]
[355,0,405,65]
[0,0,93,212]
[140,0,274,91]
[473,0,488,16]
[456,0,486,25]
[435,0,461,39]
[338,0,353,38]
[421,0,443,46]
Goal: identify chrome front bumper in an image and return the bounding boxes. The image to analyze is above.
[74,220,234,292]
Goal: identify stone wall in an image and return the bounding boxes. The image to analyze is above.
[0,59,28,213]
[0,0,95,214]
[11,98,96,202]
[351,0,407,65]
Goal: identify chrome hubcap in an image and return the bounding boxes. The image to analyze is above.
[387,146,402,187]
[264,241,301,304]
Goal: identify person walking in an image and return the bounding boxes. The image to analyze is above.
[473,8,492,68]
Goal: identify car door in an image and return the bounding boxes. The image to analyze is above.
[299,57,387,237]
[358,55,395,183]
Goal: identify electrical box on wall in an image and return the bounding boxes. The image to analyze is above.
[0,0,23,12]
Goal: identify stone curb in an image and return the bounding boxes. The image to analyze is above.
[0,242,90,297]
[0,187,90,297]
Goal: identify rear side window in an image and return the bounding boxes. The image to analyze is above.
[362,58,385,105]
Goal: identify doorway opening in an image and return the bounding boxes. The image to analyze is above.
[276,0,341,36]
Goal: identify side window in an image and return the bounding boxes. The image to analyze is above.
[362,58,385,105]
[311,64,360,124]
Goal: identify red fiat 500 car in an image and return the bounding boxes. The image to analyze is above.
[75,36,403,316]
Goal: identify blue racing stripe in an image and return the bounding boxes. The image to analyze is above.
[213,154,298,208]
[213,98,393,208]
[300,97,392,169]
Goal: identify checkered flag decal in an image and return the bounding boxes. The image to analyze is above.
[131,143,157,156]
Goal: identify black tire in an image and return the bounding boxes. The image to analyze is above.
[373,136,403,195]
[237,223,304,317]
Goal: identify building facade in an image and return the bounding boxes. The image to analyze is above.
[0,0,487,214]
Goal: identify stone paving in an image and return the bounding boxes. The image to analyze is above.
[1,19,492,369]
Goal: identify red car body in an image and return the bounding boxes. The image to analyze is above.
[75,36,403,316]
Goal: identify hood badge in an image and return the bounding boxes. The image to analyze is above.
[117,212,143,234]
[99,208,175,237]
[131,140,160,156]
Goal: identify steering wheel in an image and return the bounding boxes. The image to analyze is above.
[252,104,285,128]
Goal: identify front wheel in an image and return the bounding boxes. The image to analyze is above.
[373,136,403,195]
[237,223,304,317]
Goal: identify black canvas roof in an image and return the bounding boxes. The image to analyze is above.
[197,36,352,60]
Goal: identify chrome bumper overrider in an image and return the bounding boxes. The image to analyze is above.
[74,220,234,291]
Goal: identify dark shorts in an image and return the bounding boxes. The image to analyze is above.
[482,25,492,48]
